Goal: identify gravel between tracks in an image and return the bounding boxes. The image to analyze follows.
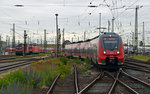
[119,73,150,94]
[39,58,150,94]
[52,73,75,94]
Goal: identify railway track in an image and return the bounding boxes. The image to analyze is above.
[123,65,150,73]
[0,55,46,63]
[45,58,150,94]
[51,64,77,94]
[78,72,104,94]
[76,68,150,94]
[125,61,150,69]
[0,55,21,61]
[47,74,61,94]
[0,57,18,60]
[74,64,79,94]
[0,55,15,58]
[47,67,150,94]
[125,58,150,64]
[74,64,102,94]
[77,70,135,94]
[49,64,97,94]
[0,55,51,73]
[119,70,150,94]
[124,58,150,73]
[105,71,138,94]
[0,59,38,73]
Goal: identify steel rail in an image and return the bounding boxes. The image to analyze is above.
[117,79,139,94]
[123,65,150,73]
[74,64,79,94]
[47,74,61,94]
[0,59,36,69]
[106,71,119,94]
[105,71,139,94]
[108,79,117,94]
[0,55,51,73]
[125,58,150,64]
[0,55,47,63]
[0,57,17,60]
[125,61,150,69]
[78,72,104,94]
[121,70,150,88]
[0,59,40,72]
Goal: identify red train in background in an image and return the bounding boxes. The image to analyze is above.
[65,32,124,69]
[15,44,55,55]
[5,48,15,53]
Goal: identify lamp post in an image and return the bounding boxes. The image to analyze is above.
[99,13,101,35]
[112,17,115,32]
[142,22,145,54]
[55,14,59,57]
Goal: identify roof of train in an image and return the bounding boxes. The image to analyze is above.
[66,32,120,45]
[101,32,120,37]
[66,35,99,45]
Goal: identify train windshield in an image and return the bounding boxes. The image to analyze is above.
[103,38,118,50]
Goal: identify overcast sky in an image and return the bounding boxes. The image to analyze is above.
[0,0,150,45]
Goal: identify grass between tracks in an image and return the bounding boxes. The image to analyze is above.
[131,55,150,61]
[0,56,82,94]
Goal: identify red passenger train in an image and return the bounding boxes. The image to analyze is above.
[15,44,56,55]
[65,32,124,69]
[15,44,29,55]
[5,48,15,53]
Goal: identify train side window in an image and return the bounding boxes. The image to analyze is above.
[83,48,85,54]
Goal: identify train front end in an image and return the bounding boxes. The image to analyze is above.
[15,44,24,55]
[98,32,124,68]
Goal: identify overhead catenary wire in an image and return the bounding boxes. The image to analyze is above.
[117,0,140,18]
[1,0,150,44]
[103,0,140,33]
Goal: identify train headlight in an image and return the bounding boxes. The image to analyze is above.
[117,50,120,54]
[103,50,106,54]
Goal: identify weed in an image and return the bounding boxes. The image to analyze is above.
[72,59,81,64]
[58,65,70,74]
[37,69,55,86]
[0,70,26,88]
[0,57,77,93]
[132,55,150,61]
[23,68,42,88]
[60,56,68,65]
[0,81,33,94]
[84,58,90,64]
[82,66,88,73]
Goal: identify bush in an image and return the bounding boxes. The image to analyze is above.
[0,70,26,89]
[0,68,43,89]
[58,65,70,74]
[84,58,90,64]
[72,59,81,64]
[82,67,88,73]
[60,57,68,65]
[24,68,42,88]
[38,69,55,86]
[0,81,33,94]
